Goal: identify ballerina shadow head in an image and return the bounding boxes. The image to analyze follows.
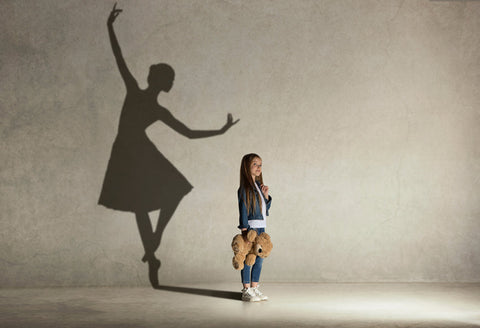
[148,63,175,93]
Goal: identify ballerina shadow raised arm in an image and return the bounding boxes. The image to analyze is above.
[107,3,138,91]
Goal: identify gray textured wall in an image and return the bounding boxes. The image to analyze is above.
[1,0,480,287]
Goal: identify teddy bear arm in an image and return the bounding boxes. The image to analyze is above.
[245,253,257,266]
[232,256,244,270]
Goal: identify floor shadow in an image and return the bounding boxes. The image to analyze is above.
[155,285,242,300]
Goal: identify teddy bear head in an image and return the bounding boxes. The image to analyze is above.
[252,232,273,258]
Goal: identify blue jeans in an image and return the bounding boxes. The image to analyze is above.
[241,227,265,284]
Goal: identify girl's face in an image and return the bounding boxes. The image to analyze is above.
[249,157,262,179]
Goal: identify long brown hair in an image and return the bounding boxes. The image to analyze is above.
[239,153,263,215]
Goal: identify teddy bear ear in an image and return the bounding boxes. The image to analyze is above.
[263,233,271,240]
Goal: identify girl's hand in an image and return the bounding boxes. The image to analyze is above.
[108,3,122,26]
[261,184,269,199]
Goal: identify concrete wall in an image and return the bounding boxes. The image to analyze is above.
[1,0,480,287]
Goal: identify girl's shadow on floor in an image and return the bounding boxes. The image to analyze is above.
[155,285,241,300]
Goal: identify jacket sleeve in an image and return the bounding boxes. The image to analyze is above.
[265,195,272,215]
[237,188,250,230]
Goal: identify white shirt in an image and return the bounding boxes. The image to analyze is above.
[248,183,267,228]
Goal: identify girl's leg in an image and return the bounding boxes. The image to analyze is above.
[251,256,268,301]
[251,227,265,287]
[251,256,264,287]
[241,264,252,288]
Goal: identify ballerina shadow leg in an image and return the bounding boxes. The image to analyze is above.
[136,212,161,288]
[136,195,183,288]
[135,212,155,261]
[151,194,185,258]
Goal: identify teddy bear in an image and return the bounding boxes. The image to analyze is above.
[231,230,273,270]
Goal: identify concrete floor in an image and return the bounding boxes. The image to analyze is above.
[1,283,480,328]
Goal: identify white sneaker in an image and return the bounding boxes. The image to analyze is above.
[241,287,261,302]
[252,286,268,301]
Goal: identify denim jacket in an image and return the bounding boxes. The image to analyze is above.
[237,181,272,230]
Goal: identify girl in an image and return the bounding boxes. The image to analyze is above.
[237,153,272,302]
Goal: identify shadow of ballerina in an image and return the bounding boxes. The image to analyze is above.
[99,3,239,289]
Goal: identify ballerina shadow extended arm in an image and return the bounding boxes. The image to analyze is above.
[160,110,239,139]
